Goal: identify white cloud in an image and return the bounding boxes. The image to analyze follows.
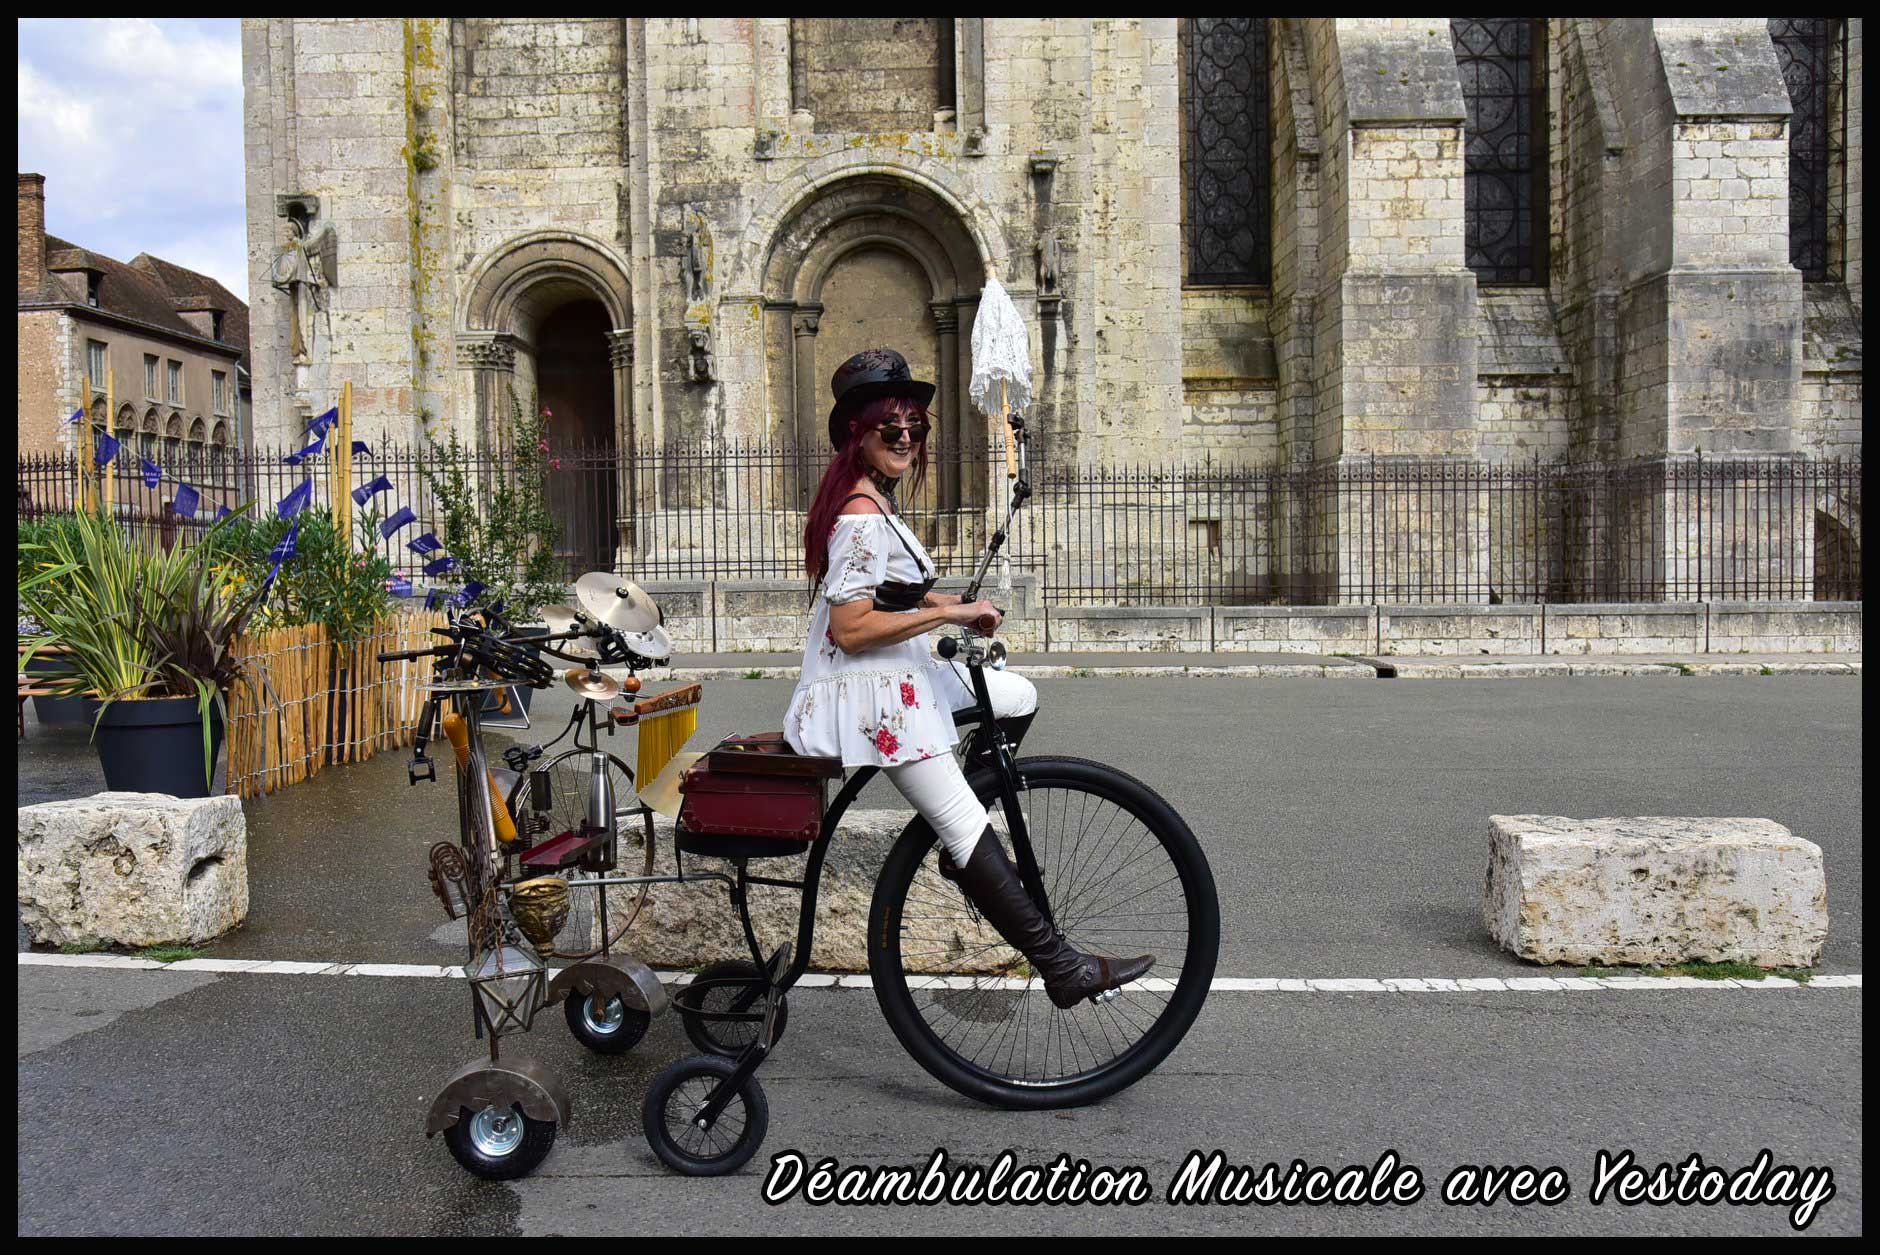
[19,19,249,302]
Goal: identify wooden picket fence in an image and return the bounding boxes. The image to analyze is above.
[225,612,445,798]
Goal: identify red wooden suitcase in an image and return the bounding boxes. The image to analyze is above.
[676,734,843,859]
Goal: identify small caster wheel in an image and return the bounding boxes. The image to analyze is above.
[564,990,651,1055]
[680,959,788,1057]
[442,1102,557,1181]
[642,1054,769,1176]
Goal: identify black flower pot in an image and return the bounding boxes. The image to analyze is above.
[93,697,226,798]
[22,654,91,728]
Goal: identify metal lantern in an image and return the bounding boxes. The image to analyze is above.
[468,944,547,1036]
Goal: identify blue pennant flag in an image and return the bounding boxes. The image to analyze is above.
[172,484,200,518]
[490,599,507,618]
[65,407,85,426]
[379,505,417,538]
[276,478,312,520]
[283,431,327,465]
[215,506,233,522]
[407,532,443,555]
[94,433,121,467]
[451,580,488,608]
[423,556,459,577]
[141,458,163,490]
[386,575,413,598]
[352,441,371,457]
[424,588,444,611]
[351,475,392,506]
[261,519,301,593]
[307,406,338,436]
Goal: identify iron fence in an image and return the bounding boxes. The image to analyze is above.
[17,445,1862,606]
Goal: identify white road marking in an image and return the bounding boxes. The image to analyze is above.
[15,952,1859,991]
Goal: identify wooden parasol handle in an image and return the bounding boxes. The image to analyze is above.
[1000,378,1018,480]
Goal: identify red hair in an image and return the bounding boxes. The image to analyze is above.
[803,394,931,583]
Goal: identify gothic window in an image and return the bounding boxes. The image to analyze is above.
[1452,18,1548,284]
[1181,18,1271,286]
[1768,18,1843,282]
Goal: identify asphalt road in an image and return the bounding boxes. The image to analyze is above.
[16,676,1864,1234]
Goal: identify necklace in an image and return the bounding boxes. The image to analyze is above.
[866,467,900,503]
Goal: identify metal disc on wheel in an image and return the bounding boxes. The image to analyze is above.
[564,668,623,701]
[574,573,662,635]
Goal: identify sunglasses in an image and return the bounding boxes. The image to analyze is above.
[875,421,932,446]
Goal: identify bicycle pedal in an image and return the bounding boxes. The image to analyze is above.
[408,758,436,785]
[1092,987,1122,1005]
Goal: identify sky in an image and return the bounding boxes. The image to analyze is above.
[18,18,249,303]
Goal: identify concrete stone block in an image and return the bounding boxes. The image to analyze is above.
[1544,603,1704,654]
[18,792,250,948]
[1215,605,1374,653]
[1484,815,1827,968]
[1046,605,1210,652]
[1704,602,1862,654]
[1380,604,1541,655]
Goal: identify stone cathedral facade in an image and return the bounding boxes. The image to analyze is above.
[241,18,1861,597]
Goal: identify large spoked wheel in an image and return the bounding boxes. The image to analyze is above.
[868,755,1219,1110]
[564,990,652,1054]
[512,748,651,960]
[641,1055,769,1176]
[442,1102,558,1181]
[678,959,789,1057]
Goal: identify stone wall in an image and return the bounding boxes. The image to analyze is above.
[238,17,1859,581]
[16,310,65,455]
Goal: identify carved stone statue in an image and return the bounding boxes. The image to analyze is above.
[687,328,716,383]
[1036,228,1060,296]
[270,215,337,362]
[682,223,709,305]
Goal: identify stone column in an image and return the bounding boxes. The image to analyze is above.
[607,329,640,547]
[930,301,961,516]
[456,334,519,455]
[788,18,813,132]
[791,306,823,453]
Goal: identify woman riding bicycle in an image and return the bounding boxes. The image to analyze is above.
[782,347,1152,1008]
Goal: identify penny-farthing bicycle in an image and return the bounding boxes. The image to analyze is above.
[637,418,1221,1174]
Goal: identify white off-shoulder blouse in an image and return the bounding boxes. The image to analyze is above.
[782,512,961,768]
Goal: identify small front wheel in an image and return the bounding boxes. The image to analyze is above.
[641,1055,769,1176]
[442,1102,557,1181]
[564,990,651,1055]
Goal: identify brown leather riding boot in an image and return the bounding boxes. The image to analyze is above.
[950,829,1155,1009]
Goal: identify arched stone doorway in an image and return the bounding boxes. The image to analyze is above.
[761,176,988,543]
[460,232,635,576]
[536,299,618,574]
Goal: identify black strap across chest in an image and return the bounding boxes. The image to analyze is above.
[837,492,935,610]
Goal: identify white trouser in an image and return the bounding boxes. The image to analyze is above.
[883,667,1037,864]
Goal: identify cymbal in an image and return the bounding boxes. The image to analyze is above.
[540,603,599,658]
[564,668,623,701]
[574,572,662,635]
[623,623,673,662]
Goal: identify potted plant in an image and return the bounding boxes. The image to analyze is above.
[419,392,567,722]
[19,506,272,797]
[17,515,95,727]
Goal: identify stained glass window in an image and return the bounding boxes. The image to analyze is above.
[1768,19,1841,282]
[1452,18,1548,284]
[1182,19,1271,286]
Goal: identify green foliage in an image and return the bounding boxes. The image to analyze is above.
[240,508,395,644]
[418,391,566,620]
[135,944,203,964]
[18,504,271,789]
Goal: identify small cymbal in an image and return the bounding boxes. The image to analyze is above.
[574,572,662,635]
[623,623,673,662]
[540,603,600,658]
[564,668,623,701]
[638,750,705,819]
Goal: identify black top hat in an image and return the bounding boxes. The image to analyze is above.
[826,348,936,448]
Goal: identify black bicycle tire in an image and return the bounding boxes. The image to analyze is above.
[867,755,1219,1110]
